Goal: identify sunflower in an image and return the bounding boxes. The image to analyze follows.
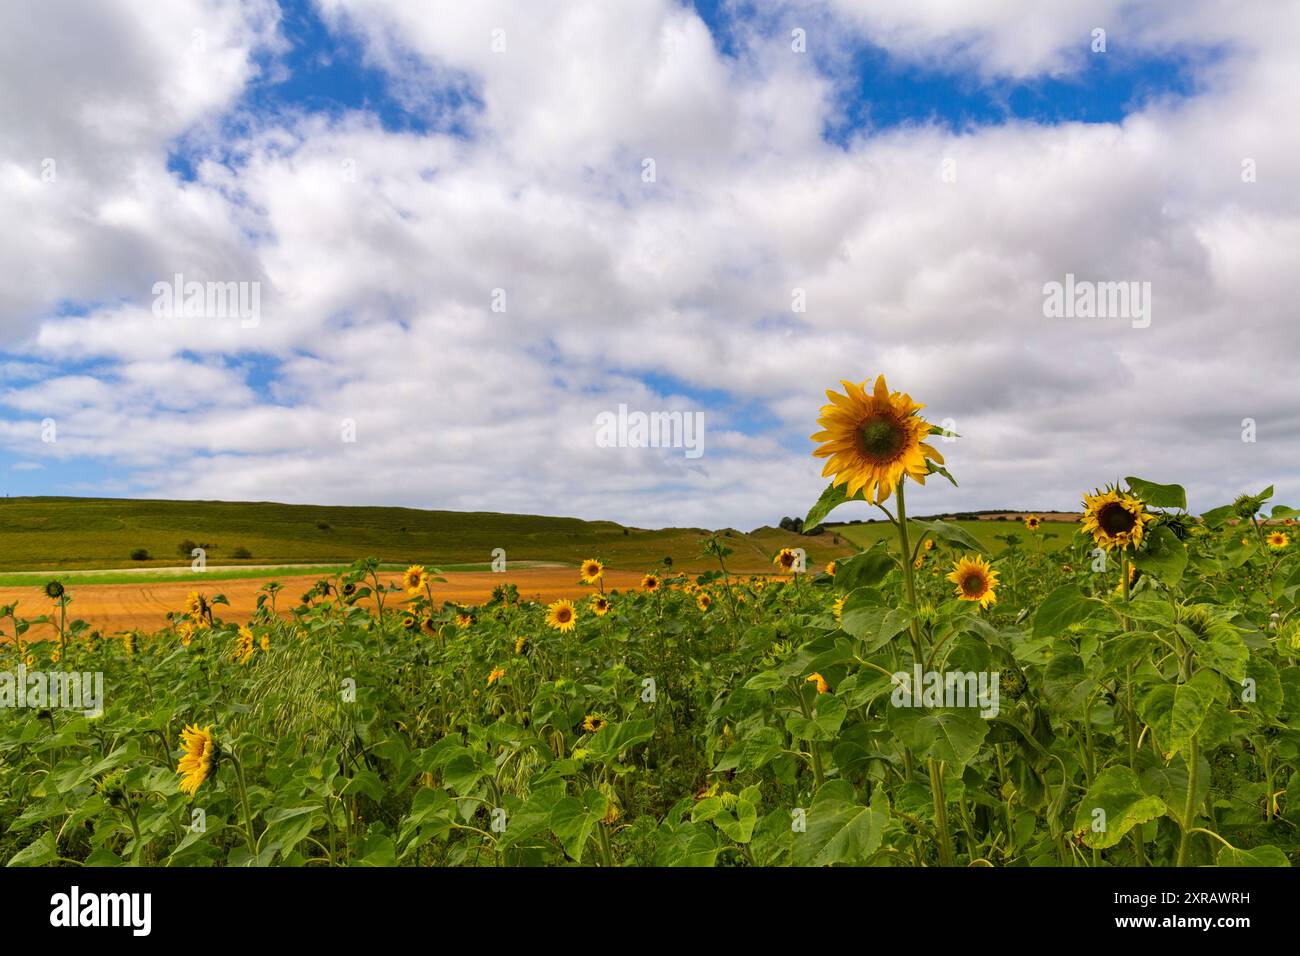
[947,555,999,609]
[1024,515,1042,531]
[1114,562,1139,595]
[923,539,935,551]
[233,626,255,665]
[913,556,925,569]
[1267,531,1290,550]
[401,614,418,632]
[832,595,846,622]
[514,635,527,655]
[43,580,65,600]
[774,548,800,573]
[455,610,474,629]
[259,634,270,652]
[810,375,944,503]
[185,592,209,622]
[696,592,712,612]
[176,724,217,797]
[122,632,136,655]
[582,714,607,733]
[546,599,577,632]
[580,559,604,584]
[641,574,661,593]
[825,560,836,576]
[177,621,196,647]
[590,594,611,616]
[806,672,830,694]
[50,649,61,664]
[1081,487,1156,552]
[402,565,428,594]
[487,666,506,687]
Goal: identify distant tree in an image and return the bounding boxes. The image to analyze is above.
[778,516,793,531]
[130,548,150,561]
[232,546,252,560]
[177,539,197,556]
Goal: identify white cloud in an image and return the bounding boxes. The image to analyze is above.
[1,0,1298,529]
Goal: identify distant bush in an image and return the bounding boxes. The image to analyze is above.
[316,521,331,531]
[231,547,253,560]
[129,548,150,561]
[178,539,197,556]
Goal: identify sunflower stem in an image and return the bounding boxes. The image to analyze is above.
[896,478,955,866]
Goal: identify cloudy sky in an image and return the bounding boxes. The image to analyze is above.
[1,0,1297,529]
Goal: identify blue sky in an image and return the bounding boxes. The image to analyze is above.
[1,0,1294,527]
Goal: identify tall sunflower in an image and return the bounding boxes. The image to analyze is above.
[580,559,604,584]
[947,555,999,609]
[773,547,800,573]
[1267,531,1290,550]
[1024,515,1041,531]
[402,565,429,594]
[1082,487,1156,551]
[641,573,661,593]
[810,375,944,503]
[546,599,577,633]
[590,594,611,616]
[176,724,216,797]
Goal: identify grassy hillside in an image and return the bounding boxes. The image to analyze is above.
[0,497,854,573]
[830,516,1079,552]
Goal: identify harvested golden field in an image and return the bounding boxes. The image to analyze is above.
[0,567,650,641]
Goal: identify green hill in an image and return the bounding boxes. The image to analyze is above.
[0,497,853,573]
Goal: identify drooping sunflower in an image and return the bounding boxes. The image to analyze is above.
[582,714,607,733]
[185,592,209,622]
[641,573,661,593]
[696,592,712,612]
[810,375,944,503]
[773,548,800,573]
[233,625,255,665]
[1267,531,1290,550]
[176,724,217,797]
[832,595,846,623]
[590,594,611,616]
[402,565,428,594]
[43,580,65,600]
[546,599,577,632]
[947,555,999,609]
[806,672,830,694]
[487,666,506,687]
[580,559,604,584]
[1024,515,1042,531]
[1081,487,1156,551]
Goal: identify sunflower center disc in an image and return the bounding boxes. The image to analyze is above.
[961,574,984,596]
[1098,502,1137,535]
[859,416,904,460]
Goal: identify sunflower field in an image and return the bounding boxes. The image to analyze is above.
[2,376,1299,867]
